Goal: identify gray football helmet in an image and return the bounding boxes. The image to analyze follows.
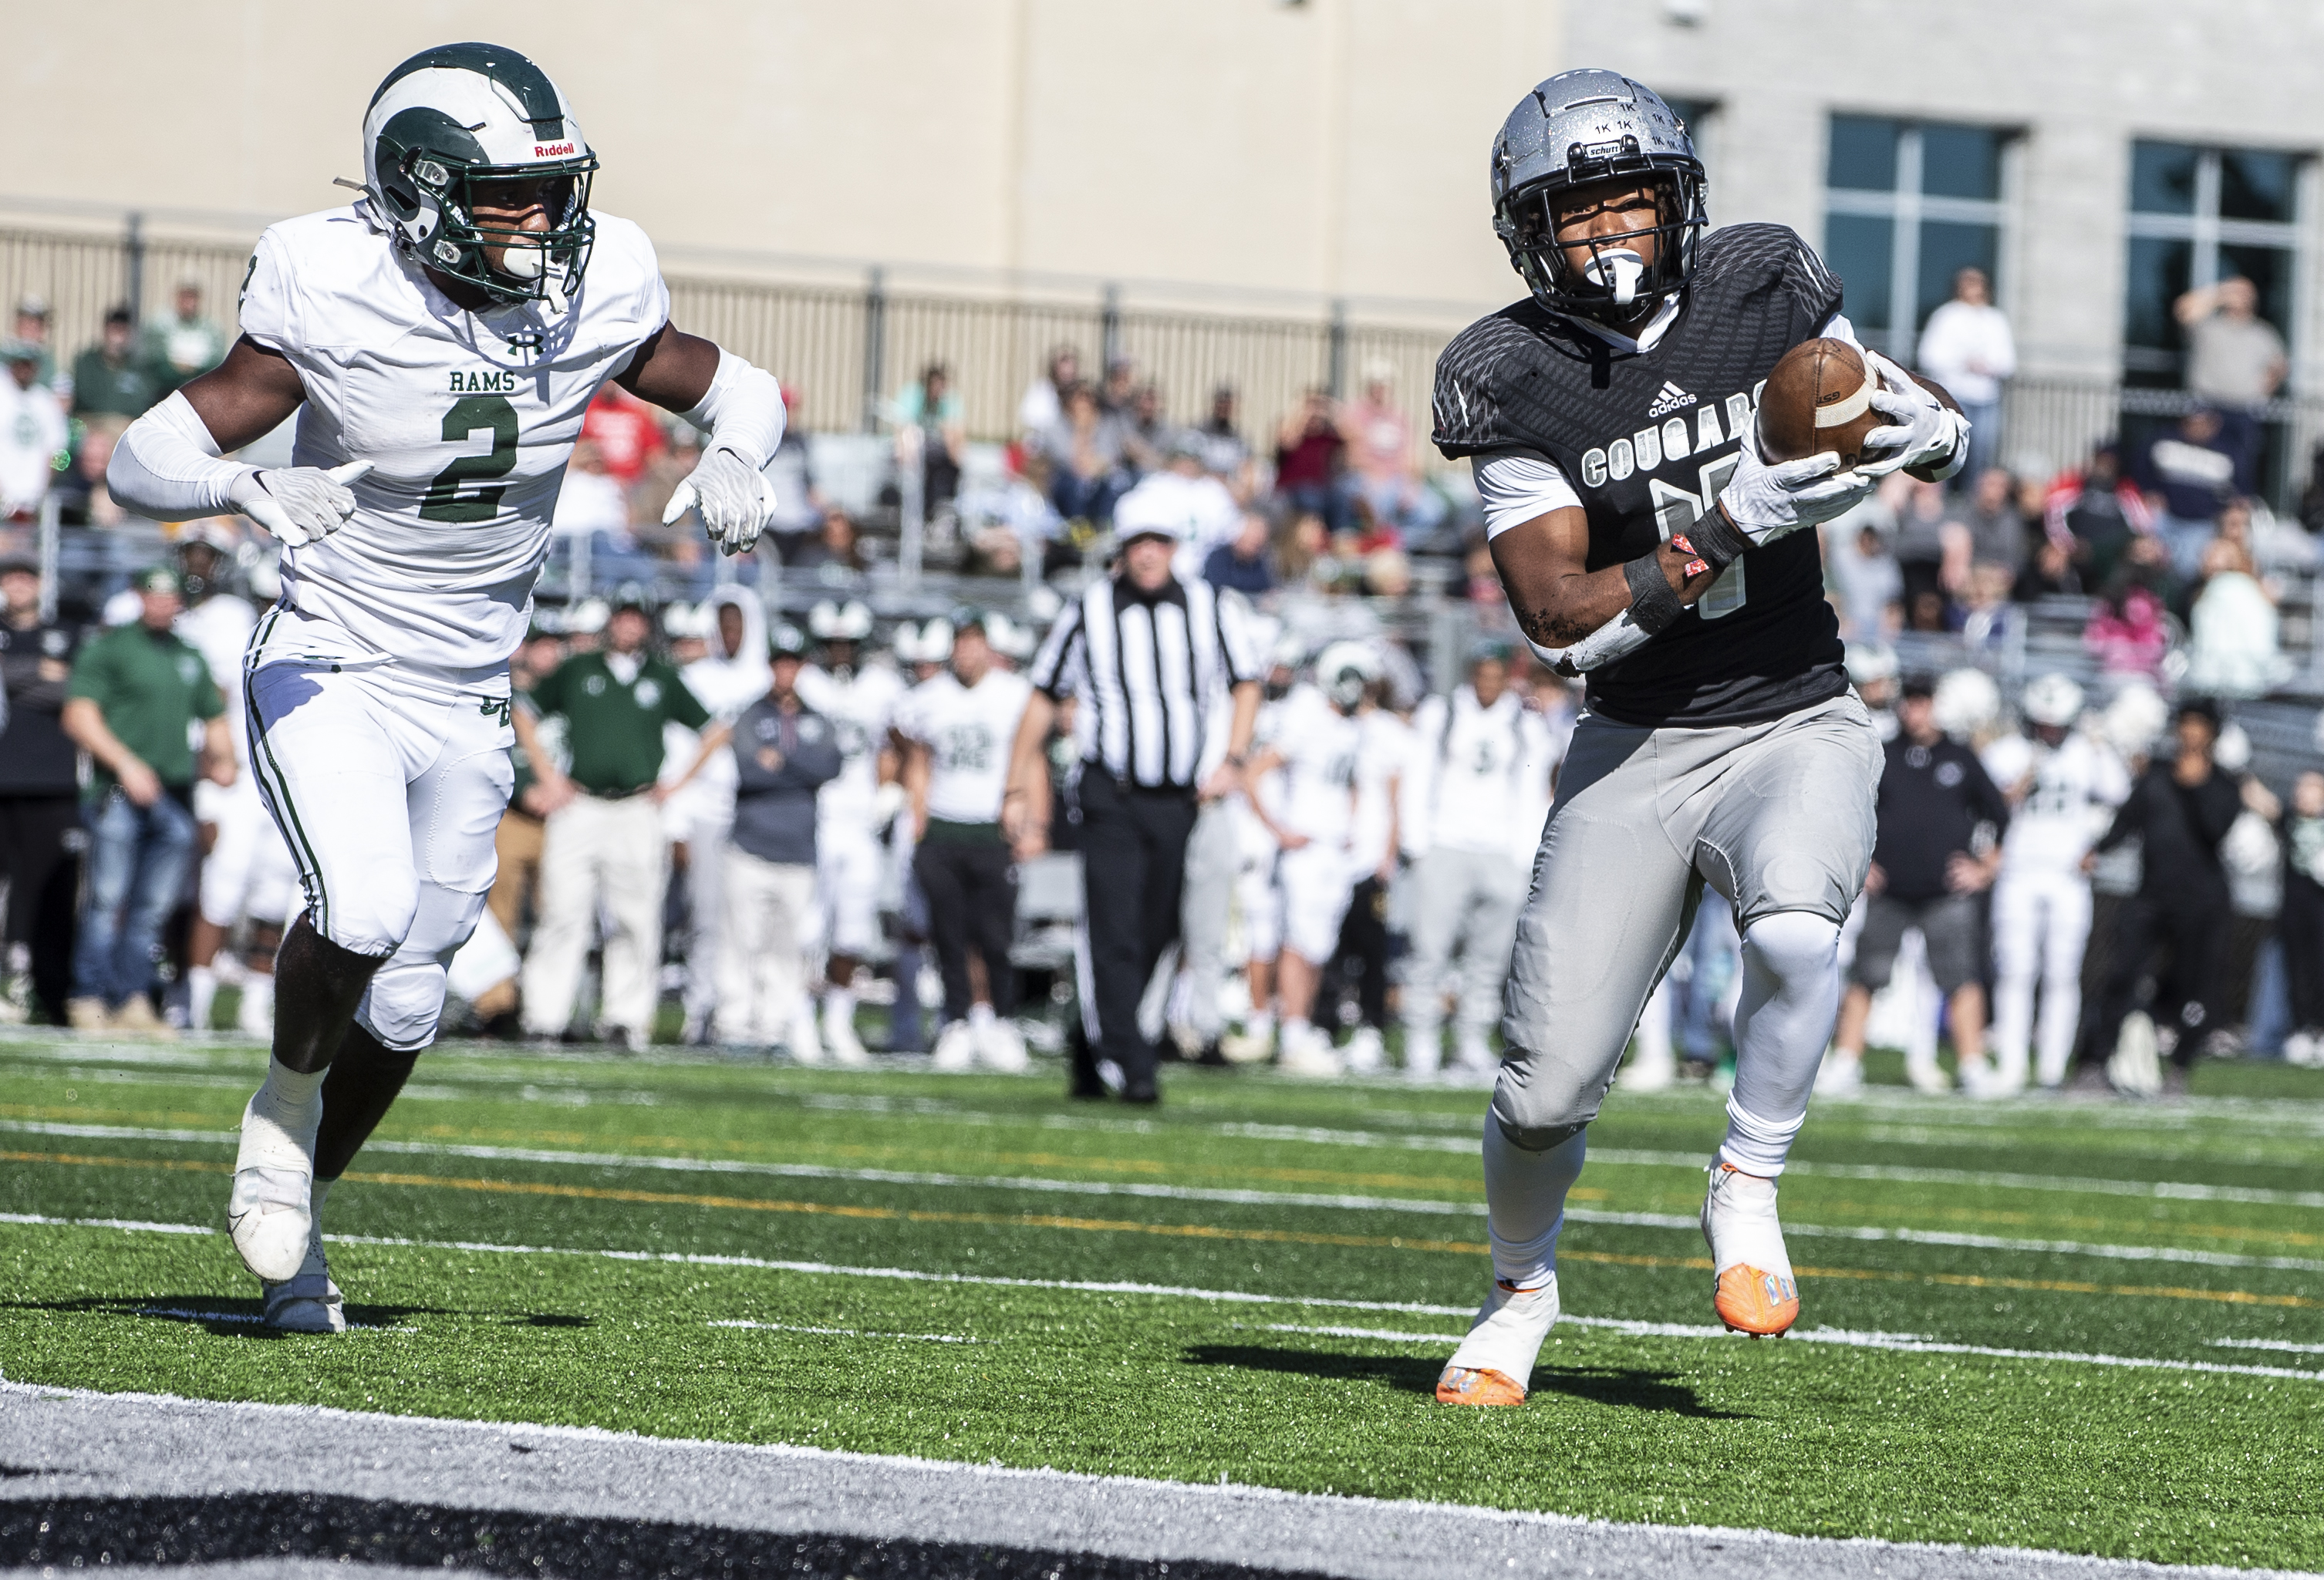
[1489,69,1706,323]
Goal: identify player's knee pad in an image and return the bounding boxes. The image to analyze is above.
[357,958,449,1052]
[1742,909,1840,987]
[1488,1042,1602,1152]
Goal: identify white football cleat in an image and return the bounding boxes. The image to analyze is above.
[1341,1025,1385,1074]
[932,1019,978,1072]
[227,1087,318,1285]
[1621,1046,1677,1093]
[976,1017,1030,1073]
[1904,1049,1951,1093]
[1814,1049,1865,1097]
[261,1220,347,1335]
[786,1010,828,1066]
[823,1001,872,1067]
[1276,1025,1342,1079]
[1437,1273,1560,1407]
[1453,1032,1497,1077]
[1702,1163,1799,1336]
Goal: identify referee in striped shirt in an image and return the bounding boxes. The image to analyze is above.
[1006,487,1262,1103]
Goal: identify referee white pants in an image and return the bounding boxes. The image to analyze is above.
[521,794,669,1041]
[715,846,816,1046]
[1401,845,1527,1064]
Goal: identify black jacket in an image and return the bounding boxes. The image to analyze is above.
[2096,760,2241,903]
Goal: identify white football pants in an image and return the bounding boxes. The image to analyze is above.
[521,794,669,1041]
[1989,867,2093,1087]
[715,847,816,1045]
[818,823,885,958]
[1401,846,1526,1066]
[680,807,733,1029]
[245,655,513,1051]
[197,773,302,928]
[1175,800,1240,1041]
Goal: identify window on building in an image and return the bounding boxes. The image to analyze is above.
[1823,116,2012,362]
[2122,140,2304,389]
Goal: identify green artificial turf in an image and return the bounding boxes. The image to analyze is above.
[2,1033,2320,1569]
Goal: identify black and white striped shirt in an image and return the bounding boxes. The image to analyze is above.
[1028,572,1260,790]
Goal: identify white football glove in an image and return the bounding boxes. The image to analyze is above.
[229,461,373,548]
[663,446,778,557]
[1712,411,1877,545]
[1857,349,1970,480]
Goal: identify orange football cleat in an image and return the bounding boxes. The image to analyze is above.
[1702,1162,1800,1337]
[1713,1262,1799,1337]
[1435,1365,1527,1407]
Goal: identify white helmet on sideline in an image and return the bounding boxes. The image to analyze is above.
[2020,672,2085,729]
[1931,667,2001,741]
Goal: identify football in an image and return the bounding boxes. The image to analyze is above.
[1756,336,1884,467]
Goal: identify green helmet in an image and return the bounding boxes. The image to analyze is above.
[360,43,598,308]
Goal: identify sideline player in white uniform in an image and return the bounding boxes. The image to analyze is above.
[1241,642,1374,1077]
[1979,673,2129,1093]
[671,587,771,1044]
[797,599,906,1063]
[895,613,1035,1071]
[1399,641,1555,1081]
[176,520,302,1037]
[1427,72,1965,1406]
[107,44,787,1332]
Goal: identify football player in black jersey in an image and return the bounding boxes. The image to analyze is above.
[1429,70,1968,1407]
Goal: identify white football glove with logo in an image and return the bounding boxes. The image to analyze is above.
[663,447,778,558]
[229,461,373,548]
[1711,410,1877,547]
[1856,349,1970,481]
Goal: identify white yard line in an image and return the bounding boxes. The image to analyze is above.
[2211,1337,2324,1354]
[710,1319,975,1343]
[4,1211,2318,1385]
[8,1118,2321,1271]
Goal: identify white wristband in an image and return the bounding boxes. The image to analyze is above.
[107,391,259,521]
[681,349,785,472]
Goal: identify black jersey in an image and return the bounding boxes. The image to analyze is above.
[1434,224,1847,728]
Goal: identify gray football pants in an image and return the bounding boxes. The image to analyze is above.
[1401,846,1527,1066]
[1492,693,1881,1151]
[1175,800,1240,1041]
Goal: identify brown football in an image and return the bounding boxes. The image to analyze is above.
[1757,337,1883,468]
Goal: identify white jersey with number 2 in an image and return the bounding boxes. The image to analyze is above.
[236,202,670,680]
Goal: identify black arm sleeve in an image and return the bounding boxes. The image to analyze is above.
[2093,774,2150,854]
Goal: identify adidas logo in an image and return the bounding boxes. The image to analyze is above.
[1647,380,1697,417]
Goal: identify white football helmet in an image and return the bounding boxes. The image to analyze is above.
[2020,672,2085,729]
[1315,641,1381,712]
[809,599,875,642]
[1931,667,2001,742]
[362,43,597,308]
[2103,682,2170,759]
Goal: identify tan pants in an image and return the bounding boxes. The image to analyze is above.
[489,810,545,940]
[714,845,817,1046]
[521,794,668,1040]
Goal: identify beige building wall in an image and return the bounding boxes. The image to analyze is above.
[1,0,1560,323]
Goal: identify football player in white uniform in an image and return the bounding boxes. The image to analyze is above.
[672,587,771,1045]
[1240,642,1374,1076]
[107,43,786,1332]
[1979,673,2129,1093]
[175,520,302,1038]
[796,599,906,1063]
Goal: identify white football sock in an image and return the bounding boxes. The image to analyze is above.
[239,973,276,1031]
[1282,1016,1310,1043]
[969,1002,996,1030]
[1719,911,1841,1177]
[1482,1120,1587,1289]
[241,1059,325,1171]
[823,986,857,1028]
[187,966,218,1034]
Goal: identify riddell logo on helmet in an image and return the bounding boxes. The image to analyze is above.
[534,143,575,157]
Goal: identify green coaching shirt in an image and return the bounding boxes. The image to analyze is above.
[66,622,223,797]
[528,650,711,797]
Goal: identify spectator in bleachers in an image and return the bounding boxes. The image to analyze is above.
[1098,356,1138,418]
[1343,362,1445,543]
[2299,443,2324,537]
[2182,534,2289,698]
[1204,509,1276,597]
[1192,384,1253,494]
[11,296,56,394]
[1019,345,1080,438]
[2045,443,2151,588]
[630,428,706,568]
[789,505,869,584]
[143,278,226,393]
[759,386,823,549]
[580,384,666,489]
[60,565,231,1036]
[960,454,1064,578]
[2084,535,2180,679]
[0,553,86,1025]
[2176,276,2285,486]
[1041,382,1131,528]
[1823,483,1903,642]
[2012,533,2083,600]
[892,362,966,512]
[0,342,67,523]
[1957,467,2025,582]
[1916,267,2015,487]
[1894,480,1962,631]
[1275,388,1350,534]
[2134,407,2242,579]
[70,308,162,430]
[1120,382,1169,476]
